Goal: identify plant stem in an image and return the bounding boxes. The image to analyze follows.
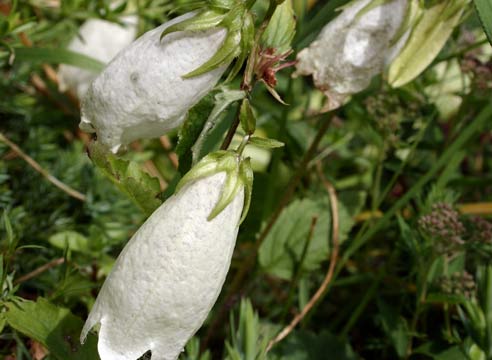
[0,132,86,201]
[202,114,333,348]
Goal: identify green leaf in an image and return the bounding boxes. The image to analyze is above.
[5,297,99,360]
[248,136,284,149]
[190,88,246,164]
[88,142,162,215]
[49,231,91,254]
[176,93,216,173]
[473,0,492,45]
[13,47,105,72]
[259,196,353,280]
[269,330,357,360]
[2,211,16,253]
[376,299,409,358]
[261,0,296,53]
[225,299,267,360]
[239,98,256,135]
[388,0,467,87]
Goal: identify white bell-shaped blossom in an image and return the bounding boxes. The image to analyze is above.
[81,171,244,360]
[58,16,138,98]
[294,0,409,111]
[80,12,228,153]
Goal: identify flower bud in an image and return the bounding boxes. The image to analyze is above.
[81,152,253,360]
[294,0,408,111]
[58,16,138,98]
[80,12,228,153]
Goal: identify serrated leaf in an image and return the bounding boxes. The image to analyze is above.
[389,0,467,87]
[248,136,284,149]
[176,93,216,173]
[5,298,99,360]
[239,98,256,135]
[473,0,492,45]
[261,0,296,53]
[88,142,162,215]
[259,197,353,280]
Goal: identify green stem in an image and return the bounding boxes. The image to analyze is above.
[406,257,433,358]
[340,271,383,337]
[281,216,318,322]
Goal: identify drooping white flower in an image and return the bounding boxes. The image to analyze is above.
[58,16,138,98]
[80,12,228,153]
[81,152,253,360]
[294,0,409,111]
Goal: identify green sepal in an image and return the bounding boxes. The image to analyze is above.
[208,162,242,220]
[249,136,284,149]
[183,30,242,78]
[176,150,254,225]
[160,10,226,40]
[238,158,253,224]
[225,11,254,82]
[239,98,256,135]
[175,151,226,192]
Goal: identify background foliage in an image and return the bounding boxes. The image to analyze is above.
[1,0,492,359]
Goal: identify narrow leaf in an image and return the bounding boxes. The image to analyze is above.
[239,98,256,135]
[13,47,105,72]
[249,136,284,149]
[5,298,99,360]
[388,1,467,87]
[473,0,492,45]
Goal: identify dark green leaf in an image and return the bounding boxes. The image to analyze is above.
[269,330,357,360]
[5,297,99,360]
[376,299,409,358]
[176,93,216,173]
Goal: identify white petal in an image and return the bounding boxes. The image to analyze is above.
[80,12,228,152]
[294,0,408,110]
[58,17,138,98]
[81,172,244,360]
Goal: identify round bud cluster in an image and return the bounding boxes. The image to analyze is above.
[470,216,492,244]
[438,271,476,299]
[418,202,465,253]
